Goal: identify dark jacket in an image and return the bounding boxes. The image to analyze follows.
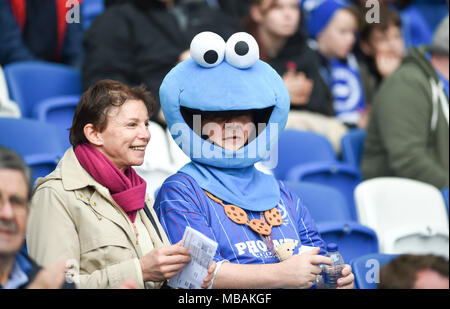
[362,47,449,189]
[265,31,334,116]
[0,0,84,68]
[82,2,237,120]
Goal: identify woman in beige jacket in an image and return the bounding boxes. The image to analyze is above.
[26,80,215,289]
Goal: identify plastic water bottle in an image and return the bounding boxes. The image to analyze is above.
[322,243,345,289]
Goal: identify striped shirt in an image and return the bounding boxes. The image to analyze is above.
[155,173,326,265]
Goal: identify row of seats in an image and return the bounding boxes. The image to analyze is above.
[286,179,449,264]
[4,61,80,151]
[272,129,364,220]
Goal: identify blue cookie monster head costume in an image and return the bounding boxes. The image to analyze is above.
[159,32,290,211]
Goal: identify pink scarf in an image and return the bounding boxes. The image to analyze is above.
[74,143,146,223]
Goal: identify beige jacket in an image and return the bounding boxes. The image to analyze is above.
[26,148,171,289]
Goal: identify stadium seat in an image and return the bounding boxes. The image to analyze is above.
[3,61,81,118]
[442,187,449,214]
[286,162,361,221]
[274,130,362,219]
[284,180,378,263]
[351,253,398,289]
[317,221,379,264]
[354,178,449,258]
[0,118,66,182]
[340,128,366,169]
[273,129,337,181]
[284,181,353,222]
[31,95,80,149]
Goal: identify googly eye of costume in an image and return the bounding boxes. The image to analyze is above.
[159,32,290,212]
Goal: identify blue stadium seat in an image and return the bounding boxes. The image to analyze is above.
[284,181,353,222]
[3,61,81,118]
[273,129,337,181]
[317,221,379,264]
[414,2,449,31]
[0,118,66,182]
[32,95,80,149]
[286,162,362,221]
[442,187,449,214]
[351,253,398,289]
[340,129,366,170]
[274,130,362,219]
[82,0,105,30]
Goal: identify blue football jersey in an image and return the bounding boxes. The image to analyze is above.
[155,173,326,264]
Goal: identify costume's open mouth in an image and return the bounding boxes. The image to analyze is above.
[180,106,274,144]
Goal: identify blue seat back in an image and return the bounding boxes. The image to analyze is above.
[0,118,65,181]
[351,253,398,289]
[341,129,366,169]
[24,153,60,183]
[317,221,379,264]
[284,181,353,222]
[273,130,337,180]
[4,61,81,118]
[32,95,80,149]
[287,162,362,220]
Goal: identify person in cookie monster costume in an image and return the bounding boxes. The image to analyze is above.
[154,31,354,289]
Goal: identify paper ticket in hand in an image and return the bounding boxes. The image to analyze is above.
[168,227,218,289]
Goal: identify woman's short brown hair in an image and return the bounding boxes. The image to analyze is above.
[69,79,154,146]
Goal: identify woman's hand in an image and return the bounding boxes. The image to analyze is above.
[201,261,217,289]
[337,264,354,289]
[277,247,333,289]
[139,241,191,282]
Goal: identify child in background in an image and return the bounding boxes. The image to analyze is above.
[306,0,368,128]
[357,4,405,106]
[247,0,348,153]
[246,0,331,115]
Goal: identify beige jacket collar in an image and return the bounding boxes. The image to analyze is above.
[41,148,169,255]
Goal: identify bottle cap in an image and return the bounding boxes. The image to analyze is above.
[327,243,338,252]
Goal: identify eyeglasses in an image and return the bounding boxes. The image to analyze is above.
[204,191,282,236]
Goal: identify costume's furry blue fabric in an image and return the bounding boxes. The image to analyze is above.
[159,49,290,211]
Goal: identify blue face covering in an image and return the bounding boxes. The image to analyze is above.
[159,32,290,211]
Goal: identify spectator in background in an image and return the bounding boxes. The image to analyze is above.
[362,15,449,190]
[350,0,433,48]
[213,0,251,19]
[82,0,237,125]
[246,0,347,153]
[356,4,405,106]
[378,254,449,289]
[0,146,74,289]
[0,0,84,68]
[306,0,369,129]
[247,0,331,116]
